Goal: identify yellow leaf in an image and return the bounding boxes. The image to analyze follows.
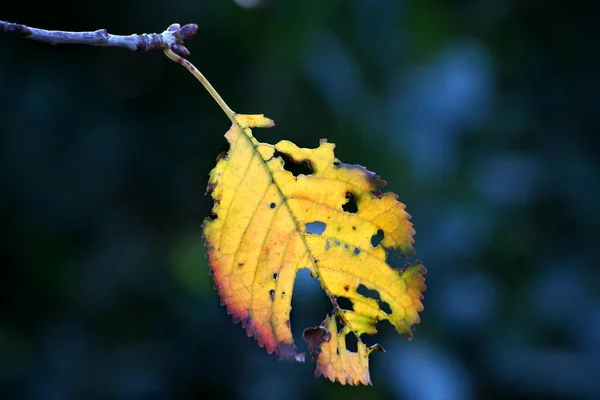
[203,113,426,385]
[163,48,426,385]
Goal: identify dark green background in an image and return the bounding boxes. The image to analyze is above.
[1,1,599,399]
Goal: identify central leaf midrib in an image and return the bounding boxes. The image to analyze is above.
[237,125,362,351]
[239,127,336,298]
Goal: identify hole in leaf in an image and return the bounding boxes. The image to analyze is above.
[335,315,345,333]
[269,289,275,301]
[370,229,384,248]
[325,241,330,251]
[373,318,396,341]
[334,241,340,246]
[380,300,392,315]
[269,202,276,209]
[353,247,360,255]
[291,269,331,351]
[320,328,329,341]
[305,221,326,235]
[336,297,354,311]
[345,332,358,353]
[272,273,278,280]
[342,192,358,213]
[274,150,313,176]
[357,284,381,302]
[357,285,392,315]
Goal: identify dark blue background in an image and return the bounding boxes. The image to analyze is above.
[1,1,599,399]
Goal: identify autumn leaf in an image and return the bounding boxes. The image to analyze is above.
[164,49,426,385]
[203,113,426,385]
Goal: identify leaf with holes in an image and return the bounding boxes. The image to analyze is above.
[203,112,426,385]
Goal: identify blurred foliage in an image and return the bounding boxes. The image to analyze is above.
[1,0,599,399]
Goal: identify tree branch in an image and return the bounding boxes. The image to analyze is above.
[0,20,198,56]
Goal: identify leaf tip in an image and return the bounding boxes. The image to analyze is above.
[368,343,385,354]
[276,343,304,362]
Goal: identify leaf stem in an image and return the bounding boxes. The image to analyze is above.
[163,48,236,123]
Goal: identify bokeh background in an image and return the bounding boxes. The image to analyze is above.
[1,1,599,399]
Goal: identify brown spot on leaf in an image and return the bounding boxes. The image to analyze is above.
[303,325,331,361]
[205,183,216,195]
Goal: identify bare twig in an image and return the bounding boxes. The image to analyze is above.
[0,20,198,56]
